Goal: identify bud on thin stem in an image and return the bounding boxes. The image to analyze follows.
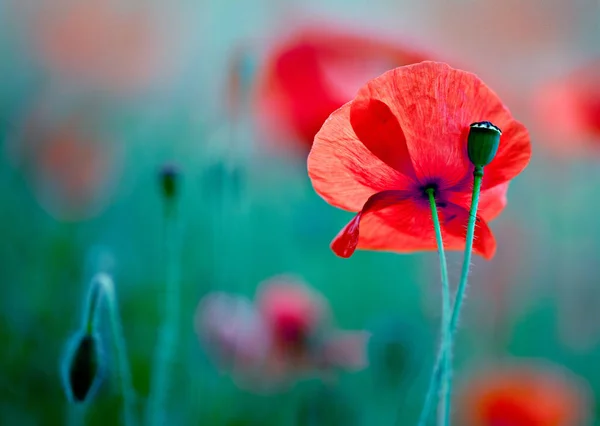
[159,164,180,201]
[65,273,138,426]
[62,331,104,404]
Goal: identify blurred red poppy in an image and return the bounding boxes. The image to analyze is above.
[308,61,531,259]
[533,60,600,155]
[30,0,175,95]
[195,275,369,392]
[457,361,590,426]
[431,0,576,57]
[255,28,430,153]
[7,102,121,221]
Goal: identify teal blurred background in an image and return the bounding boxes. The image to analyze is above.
[1,0,600,425]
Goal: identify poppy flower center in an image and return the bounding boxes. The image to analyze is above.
[418,182,448,208]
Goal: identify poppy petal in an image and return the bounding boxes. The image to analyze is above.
[448,182,509,222]
[330,190,412,257]
[349,97,416,177]
[482,121,531,190]
[443,203,497,260]
[343,198,496,259]
[308,103,416,212]
[352,61,530,190]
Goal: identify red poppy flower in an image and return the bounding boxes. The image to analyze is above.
[255,28,430,153]
[457,361,590,426]
[533,59,600,155]
[308,61,531,259]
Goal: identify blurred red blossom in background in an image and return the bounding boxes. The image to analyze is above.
[431,0,577,57]
[26,0,181,96]
[254,27,431,154]
[5,99,122,221]
[532,60,600,156]
[457,360,591,426]
[195,275,369,392]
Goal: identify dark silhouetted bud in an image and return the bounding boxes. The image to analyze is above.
[467,121,502,168]
[159,164,179,200]
[62,332,104,403]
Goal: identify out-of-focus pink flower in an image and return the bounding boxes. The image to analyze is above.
[254,27,431,154]
[532,60,600,156]
[457,360,591,426]
[195,292,270,376]
[257,276,369,380]
[6,100,122,221]
[195,275,369,391]
[257,277,327,356]
[28,0,177,95]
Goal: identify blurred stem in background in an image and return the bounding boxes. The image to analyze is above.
[79,273,137,426]
[147,165,182,425]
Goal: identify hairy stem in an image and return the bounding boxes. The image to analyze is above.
[439,167,483,425]
[417,168,484,426]
[414,188,452,426]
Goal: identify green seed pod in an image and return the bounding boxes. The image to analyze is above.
[467,121,502,167]
[159,164,179,200]
[61,331,104,403]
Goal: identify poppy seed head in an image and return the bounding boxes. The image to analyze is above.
[467,121,502,168]
[470,121,502,134]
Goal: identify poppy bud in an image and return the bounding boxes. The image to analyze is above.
[159,164,179,200]
[62,331,104,403]
[467,121,502,168]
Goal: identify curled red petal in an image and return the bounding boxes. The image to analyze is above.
[331,214,362,258]
[330,190,412,258]
[308,102,416,212]
[349,97,416,177]
[333,197,496,259]
[336,196,435,256]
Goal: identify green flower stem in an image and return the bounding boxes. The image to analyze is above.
[84,273,137,426]
[83,276,103,335]
[414,188,452,426]
[417,167,484,426]
[147,200,182,426]
[439,168,484,425]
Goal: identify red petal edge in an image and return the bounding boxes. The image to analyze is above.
[330,190,411,258]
